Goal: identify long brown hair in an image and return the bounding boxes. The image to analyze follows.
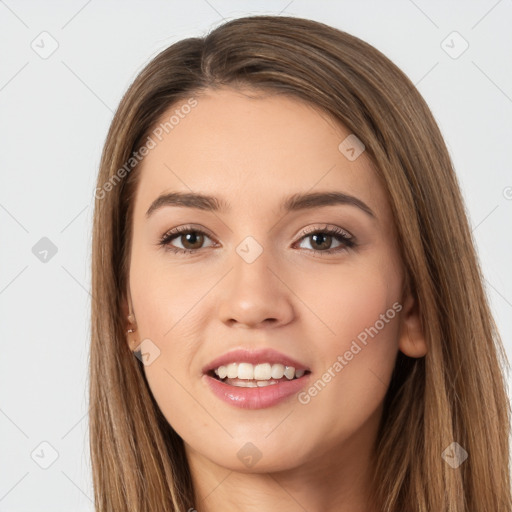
[90,14,511,511]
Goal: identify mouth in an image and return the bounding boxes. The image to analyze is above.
[202,348,312,408]
[203,364,312,410]
[207,363,312,388]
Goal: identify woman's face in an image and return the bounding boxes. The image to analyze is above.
[127,87,425,475]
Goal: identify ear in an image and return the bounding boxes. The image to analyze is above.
[398,289,427,358]
[121,292,131,326]
[122,286,138,350]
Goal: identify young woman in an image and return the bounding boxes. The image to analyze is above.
[89,14,511,512]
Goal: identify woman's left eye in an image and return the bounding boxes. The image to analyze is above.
[294,225,355,254]
[158,224,356,256]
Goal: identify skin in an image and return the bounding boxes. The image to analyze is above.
[124,87,427,512]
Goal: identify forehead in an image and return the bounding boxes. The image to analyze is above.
[133,87,389,221]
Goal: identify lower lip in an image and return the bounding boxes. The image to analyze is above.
[203,373,311,409]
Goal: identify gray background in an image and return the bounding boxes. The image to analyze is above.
[1,1,511,510]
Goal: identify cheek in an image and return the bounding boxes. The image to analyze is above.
[298,252,402,352]
[128,249,217,429]
[293,259,402,436]
[129,243,215,345]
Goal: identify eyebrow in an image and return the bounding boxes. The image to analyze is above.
[145,190,375,218]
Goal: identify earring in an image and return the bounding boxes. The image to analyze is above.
[126,313,137,334]
[126,315,138,354]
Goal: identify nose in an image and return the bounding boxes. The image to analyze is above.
[217,240,295,329]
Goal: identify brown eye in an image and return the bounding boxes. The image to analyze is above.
[295,225,355,255]
[159,226,215,254]
[179,231,205,250]
[308,233,334,251]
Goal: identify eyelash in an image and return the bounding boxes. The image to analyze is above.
[158,224,356,257]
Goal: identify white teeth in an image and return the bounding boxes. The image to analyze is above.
[284,366,295,380]
[233,380,258,387]
[212,362,307,381]
[254,363,272,380]
[238,362,254,380]
[271,364,285,379]
[256,380,279,387]
[226,362,238,379]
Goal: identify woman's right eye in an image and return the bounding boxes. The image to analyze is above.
[159,227,215,255]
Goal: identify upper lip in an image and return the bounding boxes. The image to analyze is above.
[202,348,311,374]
